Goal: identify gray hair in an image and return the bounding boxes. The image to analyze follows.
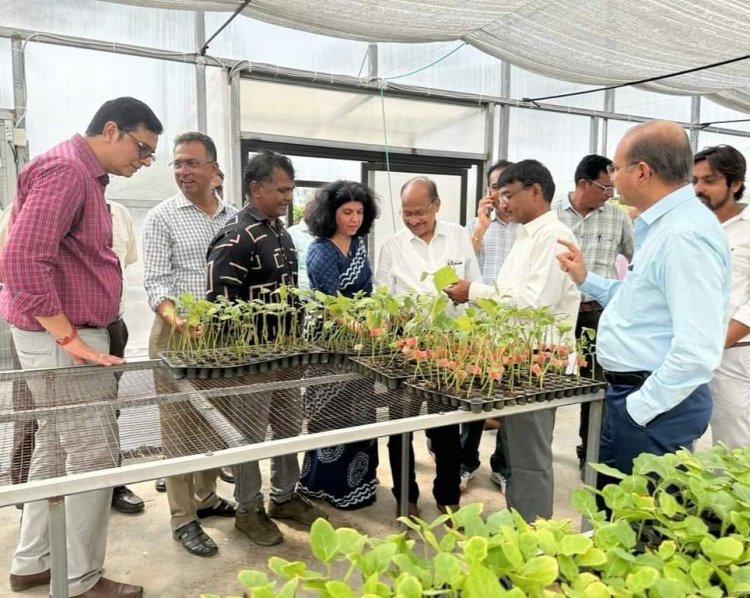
[173,132,217,162]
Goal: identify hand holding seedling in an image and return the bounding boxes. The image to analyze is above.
[556,239,588,285]
[444,279,471,304]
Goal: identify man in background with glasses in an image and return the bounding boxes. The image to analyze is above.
[143,132,237,558]
[1,96,160,598]
[554,155,634,473]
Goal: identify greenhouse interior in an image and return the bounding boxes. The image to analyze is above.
[0,1,749,597]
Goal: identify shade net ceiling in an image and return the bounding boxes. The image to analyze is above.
[103,0,750,113]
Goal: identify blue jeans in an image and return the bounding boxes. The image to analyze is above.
[598,381,712,486]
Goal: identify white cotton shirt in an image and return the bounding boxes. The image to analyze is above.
[374,220,482,296]
[723,205,750,343]
[468,210,580,343]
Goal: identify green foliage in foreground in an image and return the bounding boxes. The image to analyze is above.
[201,441,750,597]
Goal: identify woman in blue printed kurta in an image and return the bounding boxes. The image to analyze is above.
[297,180,380,510]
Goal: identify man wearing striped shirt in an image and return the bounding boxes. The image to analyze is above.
[1,97,159,598]
[554,155,634,470]
[142,132,237,557]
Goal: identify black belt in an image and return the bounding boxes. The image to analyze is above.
[730,341,750,348]
[603,370,651,386]
[579,301,602,313]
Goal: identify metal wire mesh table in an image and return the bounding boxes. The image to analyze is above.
[0,358,603,598]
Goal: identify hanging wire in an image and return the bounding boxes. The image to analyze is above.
[522,53,750,105]
[200,0,252,56]
[377,42,469,232]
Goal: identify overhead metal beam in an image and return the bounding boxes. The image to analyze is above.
[195,11,207,133]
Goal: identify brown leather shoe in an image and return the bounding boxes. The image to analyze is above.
[9,569,50,591]
[71,576,143,598]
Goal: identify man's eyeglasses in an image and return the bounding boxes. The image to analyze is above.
[401,199,436,219]
[606,162,639,177]
[169,159,216,171]
[499,184,532,202]
[588,179,615,194]
[124,131,156,161]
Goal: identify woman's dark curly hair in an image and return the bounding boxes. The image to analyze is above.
[305,180,379,238]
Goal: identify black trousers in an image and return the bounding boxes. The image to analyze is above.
[388,423,461,507]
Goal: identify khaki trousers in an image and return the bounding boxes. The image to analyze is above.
[149,315,221,531]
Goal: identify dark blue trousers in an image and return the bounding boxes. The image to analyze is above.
[598,380,712,486]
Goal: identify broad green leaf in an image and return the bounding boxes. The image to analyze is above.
[430,265,459,293]
[310,518,338,563]
[463,563,503,598]
[324,580,354,598]
[731,565,750,594]
[703,536,743,564]
[433,552,462,589]
[336,527,366,555]
[522,555,559,586]
[559,534,593,556]
[362,573,391,598]
[557,553,579,582]
[277,578,299,598]
[652,578,689,598]
[463,536,489,563]
[688,558,713,588]
[518,531,540,560]
[590,462,628,480]
[658,492,681,518]
[582,581,611,598]
[363,543,398,576]
[535,528,558,555]
[626,566,659,593]
[658,540,677,561]
[238,570,272,589]
[577,547,607,567]
[394,574,422,598]
[392,554,427,582]
[571,487,600,520]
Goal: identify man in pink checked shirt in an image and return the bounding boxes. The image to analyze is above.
[1,97,162,598]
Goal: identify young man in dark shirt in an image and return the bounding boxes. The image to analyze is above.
[206,151,327,547]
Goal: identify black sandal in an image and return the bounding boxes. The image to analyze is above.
[173,521,218,557]
[197,497,237,519]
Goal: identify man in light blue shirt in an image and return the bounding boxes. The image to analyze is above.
[287,200,315,290]
[557,120,731,484]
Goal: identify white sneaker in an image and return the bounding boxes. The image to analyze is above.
[458,465,477,493]
[490,471,508,494]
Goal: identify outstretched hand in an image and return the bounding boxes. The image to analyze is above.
[556,239,588,285]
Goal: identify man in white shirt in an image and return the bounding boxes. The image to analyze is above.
[375,176,481,517]
[693,144,750,448]
[287,200,316,290]
[446,160,580,522]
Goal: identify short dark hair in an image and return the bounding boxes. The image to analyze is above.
[487,159,514,183]
[243,151,295,200]
[694,145,746,201]
[173,132,217,162]
[574,154,612,185]
[306,180,379,238]
[627,125,692,184]
[400,176,439,201]
[85,97,163,136]
[498,159,556,203]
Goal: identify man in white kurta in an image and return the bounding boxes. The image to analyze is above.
[446,160,580,522]
[693,144,750,449]
[375,176,481,516]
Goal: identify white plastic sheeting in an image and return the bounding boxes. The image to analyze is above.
[105,0,750,112]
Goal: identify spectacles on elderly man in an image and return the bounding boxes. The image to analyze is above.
[401,199,436,219]
[588,179,614,194]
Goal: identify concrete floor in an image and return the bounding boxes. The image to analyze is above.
[0,399,711,598]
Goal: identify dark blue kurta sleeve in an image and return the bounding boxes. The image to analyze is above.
[307,240,342,295]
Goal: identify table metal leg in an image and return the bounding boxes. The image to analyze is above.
[48,496,69,598]
[581,395,604,532]
[399,432,410,520]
